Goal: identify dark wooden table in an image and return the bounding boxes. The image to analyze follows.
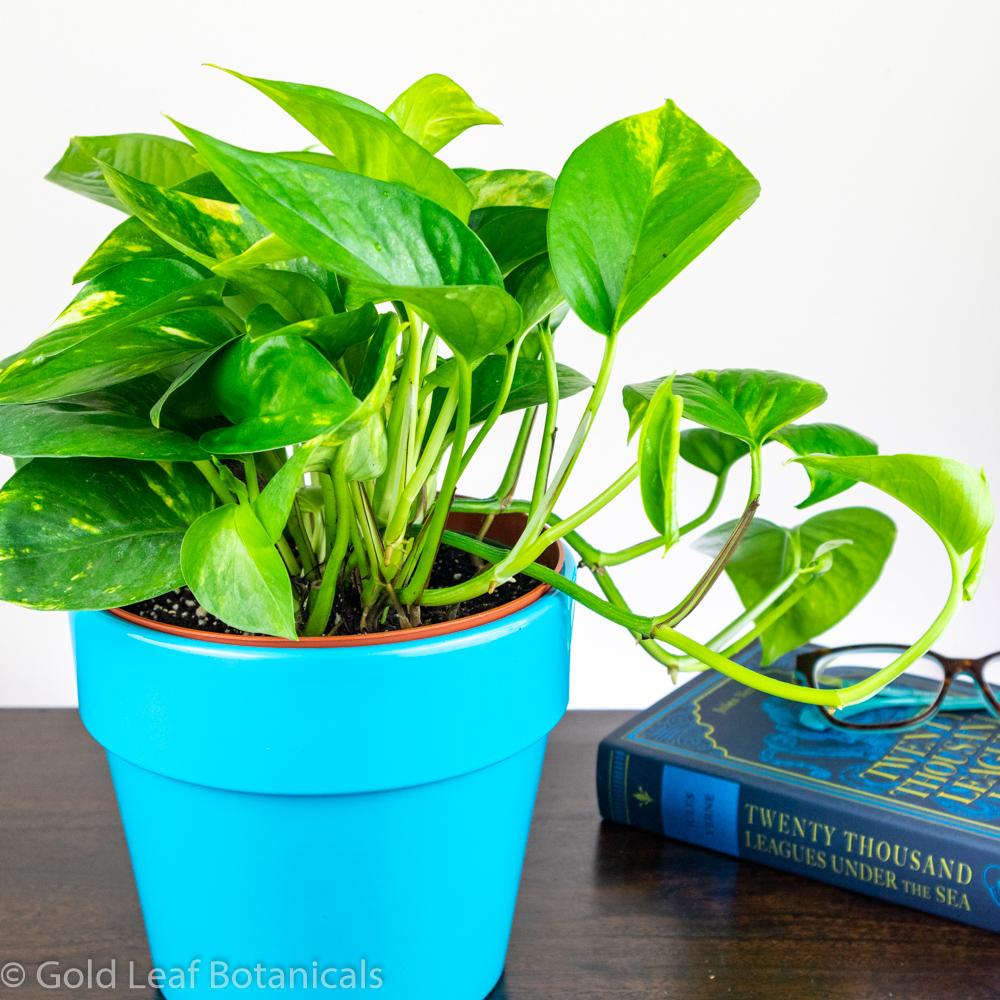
[1,711,997,1000]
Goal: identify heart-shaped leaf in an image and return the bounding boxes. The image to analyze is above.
[201,335,359,453]
[0,299,235,406]
[253,444,317,543]
[74,217,184,283]
[548,101,759,335]
[697,507,897,664]
[100,163,269,266]
[351,283,521,361]
[248,303,379,363]
[7,259,222,366]
[504,255,565,333]
[150,342,236,429]
[341,414,388,482]
[386,74,501,153]
[696,517,796,609]
[678,428,750,477]
[638,377,683,540]
[0,458,213,609]
[459,168,555,210]
[469,206,548,275]
[181,502,296,638]
[794,454,994,558]
[212,68,472,218]
[46,133,203,209]
[171,123,499,290]
[624,369,827,447]
[0,394,205,461]
[225,267,335,324]
[772,422,878,508]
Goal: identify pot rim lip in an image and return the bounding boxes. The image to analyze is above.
[105,538,565,649]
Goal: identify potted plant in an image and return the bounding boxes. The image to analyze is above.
[0,69,992,998]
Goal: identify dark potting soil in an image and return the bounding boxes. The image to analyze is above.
[121,544,537,638]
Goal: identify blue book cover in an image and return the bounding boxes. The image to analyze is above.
[597,646,1000,932]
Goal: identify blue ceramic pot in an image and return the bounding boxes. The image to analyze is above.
[71,533,573,999]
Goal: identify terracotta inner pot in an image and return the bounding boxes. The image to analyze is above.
[107,510,563,648]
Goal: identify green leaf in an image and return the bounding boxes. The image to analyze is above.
[353,283,520,361]
[305,304,379,360]
[351,313,398,406]
[696,517,796,610]
[426,354,592,427]
[0,458,213,609]
[460,169,554,209]
[171,123,499,289]
[173,172,236,201]
[469,206,548,275]
[181,502,296,638]
[211,68,472,218]
[623,369,827,447]
[505,255,565,334]
[678,428,750,477]
[341,414,388,481]
[548,101,759,334]
[99,163,269,266]
[0,279,235,405]
[386,73,501,153]
[698,508,896,664]
[4,259,222,367]
[74,216,184,283]
[253,444,317,543]
[698,508,896,663]
[229,269,334,324]
[772,423,878,508]
[638,377,683,540]
[45,133,204,209]
[150,341,236,429]
[794,454,994,557]
[0,393,205,461]
[201,335,359,453]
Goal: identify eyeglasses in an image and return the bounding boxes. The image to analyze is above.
[795,644,1000,731]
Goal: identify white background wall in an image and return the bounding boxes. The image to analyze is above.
[0,0,996,707]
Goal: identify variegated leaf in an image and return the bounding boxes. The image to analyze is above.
[0,458,213,609]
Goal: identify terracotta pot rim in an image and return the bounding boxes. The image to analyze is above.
[106,537,564,649]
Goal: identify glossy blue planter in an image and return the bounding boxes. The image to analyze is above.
[71,552,573,999]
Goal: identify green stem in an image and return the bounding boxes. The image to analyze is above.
[276,537,301,577]
[305,463,351,636]
[374,319,413,520]
[460,333,526,476]
[530,327,559,510]
[438,529,869,708]
[508,463,640,573]
[421,463,639,607]
[534,331,618,522]
[399,355,473,605]
[815,539,965,703]
[195,460,234,505]
[495,408,537,502]
[241,456,259,502]
[415,330,439,446]
[384,379,459,553]
[652,498,759,629]
[750,446,763,499]
[287,501,317,577]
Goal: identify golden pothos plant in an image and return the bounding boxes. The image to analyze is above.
[0,69,991,707]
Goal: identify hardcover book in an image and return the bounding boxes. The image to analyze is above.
[597,646,1000,932]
